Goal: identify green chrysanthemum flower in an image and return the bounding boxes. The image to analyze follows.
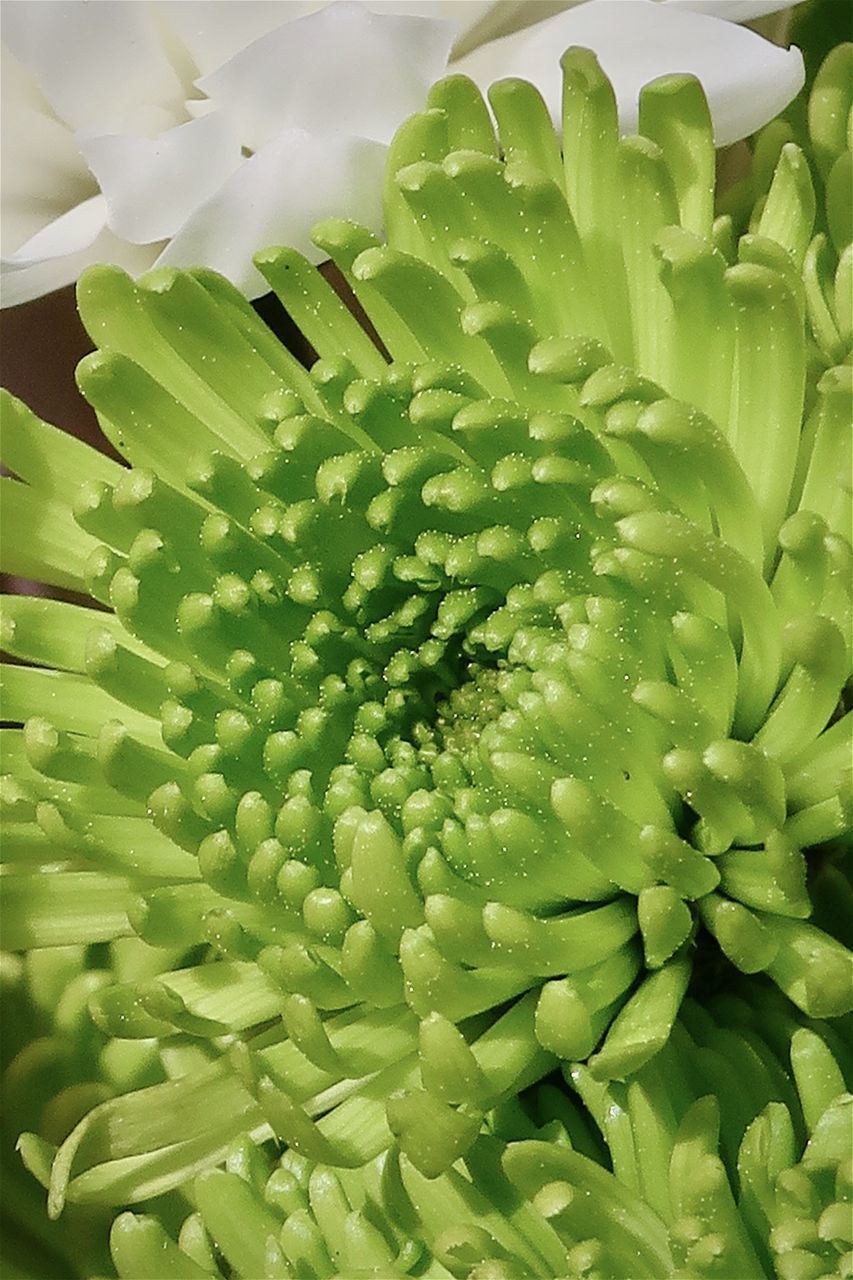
[103,974,852,1279]
[0,941,168,1278]
[1,42,851,1280]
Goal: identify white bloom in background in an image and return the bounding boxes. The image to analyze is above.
[0,1,453,305]
[1,0,804,308]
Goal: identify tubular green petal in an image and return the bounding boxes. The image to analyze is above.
[639,75,714,239]
[726,263,806,562]
[753,615,848,763]
[808,43,853,180]
[790,1029,848,1134]
[615,511,781,736]
[386,1090,482,1180]
[797,364,853,539]
[717,833,809,920]
[737,1103,798,1252]
[826,151,852,256]
[194,1169,282,1277]
[47,1064,265,1214]
[0,390,122,496]
[785,711,853,811]
[382,107,450,263]
[0,595,152,673]
[1,480,98,591]
[255,248,387,382]
[617,136,678,387]
[803,233,846,364]
[190,266,325,416]
[0,871,136,949]
[655,227,735,432]
[588,954,691,1081]
[670,1100,767,1279]
[561,48,631,364]
[427,76,497,159]
[760,918,853,1019]
[534,943,641,1060]
[503,1140,672,1277]
[354,240,505,392]
[758,144,816,270]
[488,78,563,190]
[76,351,240,483]
[78,267,272,458]
[1,665,160,743]
[110,1214,211,1280]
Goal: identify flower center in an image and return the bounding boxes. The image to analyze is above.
[430,661,508,758]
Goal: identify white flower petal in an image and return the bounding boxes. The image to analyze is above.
[356,0,798,51]
[79,113,243,245]
[1,197,160,308]
[162,0,501,65]
[154,128,387,298]
[0,44,95,254]
[1,0,185,135]
[352,2,504,54]
[444,1,576,58]
[197,1,454,151]
[184,99,218,120]
[5,194,108,265]
[452,0,805,145]
[661,0,802,19]
[161,0,509,68]
[156,1,311,79]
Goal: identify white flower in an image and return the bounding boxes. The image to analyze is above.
[0,1,455,307]
[1,0,804,309]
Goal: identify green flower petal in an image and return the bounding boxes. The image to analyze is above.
[1,40,850,1280]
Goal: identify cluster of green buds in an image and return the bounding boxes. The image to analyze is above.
[1,39,850,1280]
[98,979,851,1280]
